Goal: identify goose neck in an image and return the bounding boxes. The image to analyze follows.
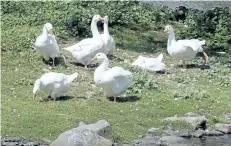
[94,58,109,83]
[167,31,176,47]
[42,27,49,36]
[91,20,100,37]
[104,22,109,36]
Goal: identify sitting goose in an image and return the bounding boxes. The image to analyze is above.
[132,53,166,72]
[92,53,132,102]
[33,72,78,100]
[35,23,59,66]
[164,25,208,68]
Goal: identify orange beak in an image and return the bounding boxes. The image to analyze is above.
[91,56,97,62]
[99,16,103,21]
[164,28,168,32]
[49,29,54,35]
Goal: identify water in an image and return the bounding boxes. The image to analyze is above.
[182,135,231,146]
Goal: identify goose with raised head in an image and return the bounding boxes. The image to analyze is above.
[101,16,116,55]
[63,15,105,68]
[33,72,78,100]
[35,23,60,66]
[92,53,132,102]
[164,25,208,68]
[132,53,166,72]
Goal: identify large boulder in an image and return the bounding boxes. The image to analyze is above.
[132,128,161,146]
[164,112,208,130]
[50,120,113,146]
[76,120,112,137]
[163,129,192,138]
[215,123,231,134]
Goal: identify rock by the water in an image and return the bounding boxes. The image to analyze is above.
[164,112,208,130]
[50,129,112,146]
[205,130,224,136]
[1,136,50,146]
[215,123,231,134]
[160,136,184,145]
[77,120,112,137]
[193,130,205,138]
[132,135,161,146]
[50,120,113,146]
[146,127,157,136]
[163,129,192,138]
[184,112,200,117]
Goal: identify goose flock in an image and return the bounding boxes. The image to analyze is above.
[33,15,208,102]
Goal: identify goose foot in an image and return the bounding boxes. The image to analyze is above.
[113,97,117,103]
[202,51,209,62]
[183,61,187,69]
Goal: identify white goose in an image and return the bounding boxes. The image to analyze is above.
[63,15,105,68]
[33,72,78,100]
[35,23,59,66]
[92,53,132,102]
[132,53,166,72]
[101,16,116,55]
[164,25,208,68]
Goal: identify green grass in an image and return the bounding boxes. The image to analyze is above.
[2,16,231,145]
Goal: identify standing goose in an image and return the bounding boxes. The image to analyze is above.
[33,72,78,100]
[35,23,59,66]
[101,16,116,55]
[63,15,105,68]
[92,53,132,102]
[164,25,208,68]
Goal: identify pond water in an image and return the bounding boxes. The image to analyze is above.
[183,135,231,146]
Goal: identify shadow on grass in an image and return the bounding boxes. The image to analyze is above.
[107,95,141,103]
[112,26,167,54]
[39,95,86,102]
[42,56,68,67]
[69,62,99,68]
[108,54,124,62]
[177,64,211,70]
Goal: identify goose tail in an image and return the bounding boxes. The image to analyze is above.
[67,72,78,83]
[157,53,163,61]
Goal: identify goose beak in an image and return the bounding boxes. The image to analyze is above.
[164,28,167,32]
[49,29,54,35]
[99,16,103,21]
[91,56,97,62]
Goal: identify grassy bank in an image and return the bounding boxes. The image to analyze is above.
[1,1,231,144]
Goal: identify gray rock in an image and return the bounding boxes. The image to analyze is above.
[50,120,113,146]
[164,113,208,130]
[205,130,224,136]
[193,130,205,138]
[3,137,21,142]
[160,136,184,145]
[24,142,39,146]
[223,113,231,120]
[215,123,231,134]
[163,129,192,138]
[132,135,161,146]
[77,121,86,127]
[147,127,157,136]
[41,138,52,144]
[77,120,112,137]
[2,142,19,146]
[184,112,200,117]
[50,129,112,146]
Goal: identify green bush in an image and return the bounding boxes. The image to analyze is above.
[178,7,231,54]
[1,1,230,54]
